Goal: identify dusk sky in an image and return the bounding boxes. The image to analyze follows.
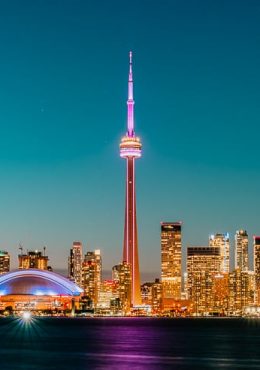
[0,0,260,278]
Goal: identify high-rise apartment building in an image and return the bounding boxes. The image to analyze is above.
[161,222,182,300]
[141,282,153,306]
[96,280,115,310]
[112,261,131,312]
[229,269,255,315]
[254,236,260,303]
[211,273,229,315]
[68,241,83,287]
[0,251,10,274]
[119,52,142,306]
[151,279,163,313]
[82,250,102,307]
[209,233,230,273]
[235,230,248,271]
[187,246,221,315]
[18,249,49,270]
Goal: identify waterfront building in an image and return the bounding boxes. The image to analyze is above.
[0,251,10,274]
[211,273,229,315]
[0,269,83,312]
[182,272,188,300]
[151,278,163,314]
[68,241,83,287]
[82,250,102,307]
[112,261,131,312]
[18,248,49,270]
[140,280,163,313]
[235,230,248,271]
[161,222,182,300]
[228,269,255,315]
[96,280,115,311]
[141,282,153,306]
[187,246,221,315]
[254,236,260,303]
[209,233,230,273]
[119,52,142,306]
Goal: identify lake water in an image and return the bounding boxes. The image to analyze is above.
[0,317,260,369]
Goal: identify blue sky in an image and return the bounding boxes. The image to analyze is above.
[0,0,260,278]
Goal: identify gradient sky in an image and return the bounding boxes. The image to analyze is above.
[0,0,260,279]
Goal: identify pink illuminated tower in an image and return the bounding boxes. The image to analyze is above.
[120,52,142,306]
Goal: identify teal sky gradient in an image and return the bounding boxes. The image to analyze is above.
[0,0,260,278]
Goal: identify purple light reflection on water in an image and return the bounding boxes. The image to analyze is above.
[1,318,260,369]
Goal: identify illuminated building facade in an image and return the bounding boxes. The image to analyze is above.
[82,250,102,307]
[183,272,188,300]
[161,222,182,300]
[209,233,230,273]
[0,251,10,274]
[96,280,115,311]
[112,261,131,312]
[211,273,229,315]
[187,246,221,315]
[18,249,49,270]
[151,279,163,313]
[229,269,255,315]
[235,230,248,271]
[141,282,153,306]
[68,241,83,287]
[119,52,142,306]
[254,236,260,303]
[0,269,83,312]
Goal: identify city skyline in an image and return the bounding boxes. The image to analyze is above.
[0,1,260,278]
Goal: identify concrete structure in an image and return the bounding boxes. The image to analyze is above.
[119,52,142,306]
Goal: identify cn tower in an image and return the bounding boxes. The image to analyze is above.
[120,52,142,306]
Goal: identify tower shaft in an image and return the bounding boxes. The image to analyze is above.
[123,157,141,305]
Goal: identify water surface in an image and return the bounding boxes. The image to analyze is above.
[0,317,259,369]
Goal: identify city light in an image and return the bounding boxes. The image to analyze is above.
[22,311,32,321]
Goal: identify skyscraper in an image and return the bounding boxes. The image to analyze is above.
[82,250,102,307]
[229,269,255,315]
[187,246,221,315]
[161,222,182,300]
[235,230,249,271]
[112,261,131,312]
[119,52,142,306]
[209,233,230,273]
[18,248,49,270]
[68,241,83,287]
[254,236,260,302]
[0,251,10,274]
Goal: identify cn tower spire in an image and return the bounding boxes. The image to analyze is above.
[127,51,134,137]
